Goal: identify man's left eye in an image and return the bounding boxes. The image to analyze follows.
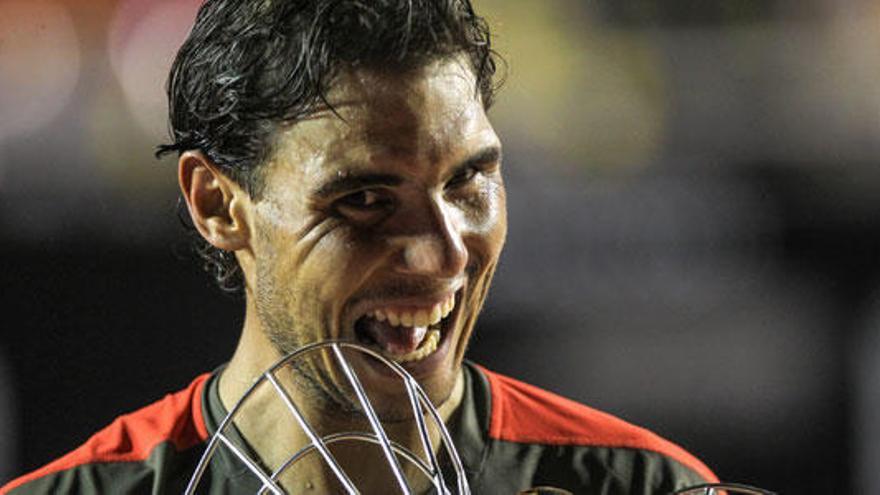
[446,167,478,189]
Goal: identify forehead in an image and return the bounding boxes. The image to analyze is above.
[265,58,498,191]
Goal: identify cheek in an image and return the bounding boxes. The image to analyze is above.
[460,180,507,257]
[255,219,348,307]
[300,225,390,300]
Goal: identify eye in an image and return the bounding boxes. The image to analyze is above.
[445,166,478,190]
[334,189,393,219]
[339,190,381,208]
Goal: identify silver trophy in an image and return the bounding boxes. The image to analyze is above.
[185,341,470,495]
[672,483,777,495]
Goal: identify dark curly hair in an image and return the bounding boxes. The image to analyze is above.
[156,0,501,295]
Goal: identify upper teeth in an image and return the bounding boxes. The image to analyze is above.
[371,293,455,328]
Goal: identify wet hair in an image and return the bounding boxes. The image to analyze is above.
[156,0,501,294]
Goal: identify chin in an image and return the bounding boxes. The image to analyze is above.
[369,369,459,424]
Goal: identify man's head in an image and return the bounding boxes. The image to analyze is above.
[159,0,499,293]
[164,0,505,415]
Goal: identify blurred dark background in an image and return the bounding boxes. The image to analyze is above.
[2,1,879,493]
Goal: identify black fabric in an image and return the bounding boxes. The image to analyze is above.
[7,443,203,495]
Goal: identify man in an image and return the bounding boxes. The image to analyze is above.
[3,0,717,493]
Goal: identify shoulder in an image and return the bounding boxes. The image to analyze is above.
[473,364,717,484]
[1,373,211,494]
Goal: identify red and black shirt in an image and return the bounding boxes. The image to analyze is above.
[2,363,716,494]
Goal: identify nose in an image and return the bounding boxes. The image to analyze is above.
[390,200,468,278]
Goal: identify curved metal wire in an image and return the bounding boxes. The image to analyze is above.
[672,482,777,495]
[184,340,470,495]
[257,432,435,495]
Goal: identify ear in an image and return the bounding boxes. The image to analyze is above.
[178,151,251,252]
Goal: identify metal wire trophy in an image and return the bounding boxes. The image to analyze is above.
[184,341,469,495]
[672,484,776,495]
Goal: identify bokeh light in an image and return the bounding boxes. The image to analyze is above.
[0,0,81,142]
[108,0,201,141]
[479,0,667,170]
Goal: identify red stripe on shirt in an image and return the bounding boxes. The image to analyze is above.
[1,373,211,494]
[477,365,718,483]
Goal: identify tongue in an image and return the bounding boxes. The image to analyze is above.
[360,318,428,355]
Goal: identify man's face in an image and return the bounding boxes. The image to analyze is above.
[249,57,505,415]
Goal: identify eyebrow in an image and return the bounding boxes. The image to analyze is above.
[312,145,502,199]
[446,146,502,180]
[313,172,403,199]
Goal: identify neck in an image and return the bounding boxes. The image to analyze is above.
[218,295,466,492]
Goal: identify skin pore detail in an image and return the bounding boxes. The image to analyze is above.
[216,56,506,492]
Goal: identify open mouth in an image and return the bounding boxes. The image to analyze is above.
[354,292,457,364]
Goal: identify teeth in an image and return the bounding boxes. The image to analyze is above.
[390,330,440,363]
[371,293,456,329]
[400,312,413,327]
[413,309,429,327]
[387,311,400,326]
[441,296,454,318]
[429,305,441,325]
[360,294,455,363]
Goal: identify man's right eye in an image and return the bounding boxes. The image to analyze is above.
[334,190,393,219]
